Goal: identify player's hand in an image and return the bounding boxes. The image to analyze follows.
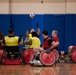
[46,49,51,54]
[20,34,23,38]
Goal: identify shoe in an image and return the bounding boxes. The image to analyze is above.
[36,56,39,60]
[36,60,42,65]
[30,60,33,64]
[33,60,42,66]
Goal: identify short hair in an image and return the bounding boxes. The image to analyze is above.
[32,32,38,37]
[52,30,58,35]
[30,28,35,33]
[8,29,14,34]
[42,30,48,36]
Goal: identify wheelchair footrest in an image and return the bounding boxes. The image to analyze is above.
[3,59,21,65]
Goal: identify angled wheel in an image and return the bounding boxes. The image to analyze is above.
[0,49,5,61]
[52,49,59,61]
[39,50,55,66]
[71,50,76,62]
[23,49,34,63]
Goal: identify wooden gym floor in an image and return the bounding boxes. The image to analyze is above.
[0,63,76,75]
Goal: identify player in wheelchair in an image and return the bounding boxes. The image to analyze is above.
[0,30,4,49]
[2,29,23,64]
[24,30,59,66]
[67,46,76,62]
[23,32,41,63]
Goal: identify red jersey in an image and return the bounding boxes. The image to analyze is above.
[0,36,4,49]
[52,36,59,42]
[52,36,59,50]
[42,37,53,50]
[72,46,76,49]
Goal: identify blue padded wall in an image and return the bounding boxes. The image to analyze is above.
[44,14,53,37]
[31,15,44,43]
[65,14,73,53]
[44,14,65,52]
[0,15,3,30]
[52,15,65,52]
[12,14,24,36]
[73,14,76,45]
[0,14,10,36]
[23,14,31,38]
[0,14,76,52]
[2,15,10,35]
[11,14,31,50]
[11,14,31,37]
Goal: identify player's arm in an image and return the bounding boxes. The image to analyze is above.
[36,23,40,37]
[55,42,59,47]
[46,40,57,54]
[50,41,57,50]
[55,37,59,47]
[26,27,31,38]
[48,39,56,50]
[37,28,40,37]
[26,30,29,38]
[1,38,5,46]
[18,37,23,45]
[24,39,32,45]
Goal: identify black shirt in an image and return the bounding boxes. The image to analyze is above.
[44,37,53,45]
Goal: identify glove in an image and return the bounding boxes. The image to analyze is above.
[20,35,23,38]
[36,23,39,28]
[20,35,24,41]
[46,49,51,54]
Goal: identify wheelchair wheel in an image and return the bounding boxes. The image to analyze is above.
[52,49,59,61]
[71,50,76,62]
[0,49,5,61]
[23,49,34,63]
[39,50,55,66]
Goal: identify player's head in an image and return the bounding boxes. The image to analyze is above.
[32,32,38,37]
[42,30,48,39]
[30,28,35,33]
[52,30,58,37]
[8,29,14,35]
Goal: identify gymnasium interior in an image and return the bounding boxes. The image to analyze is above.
[0,0,76,75]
